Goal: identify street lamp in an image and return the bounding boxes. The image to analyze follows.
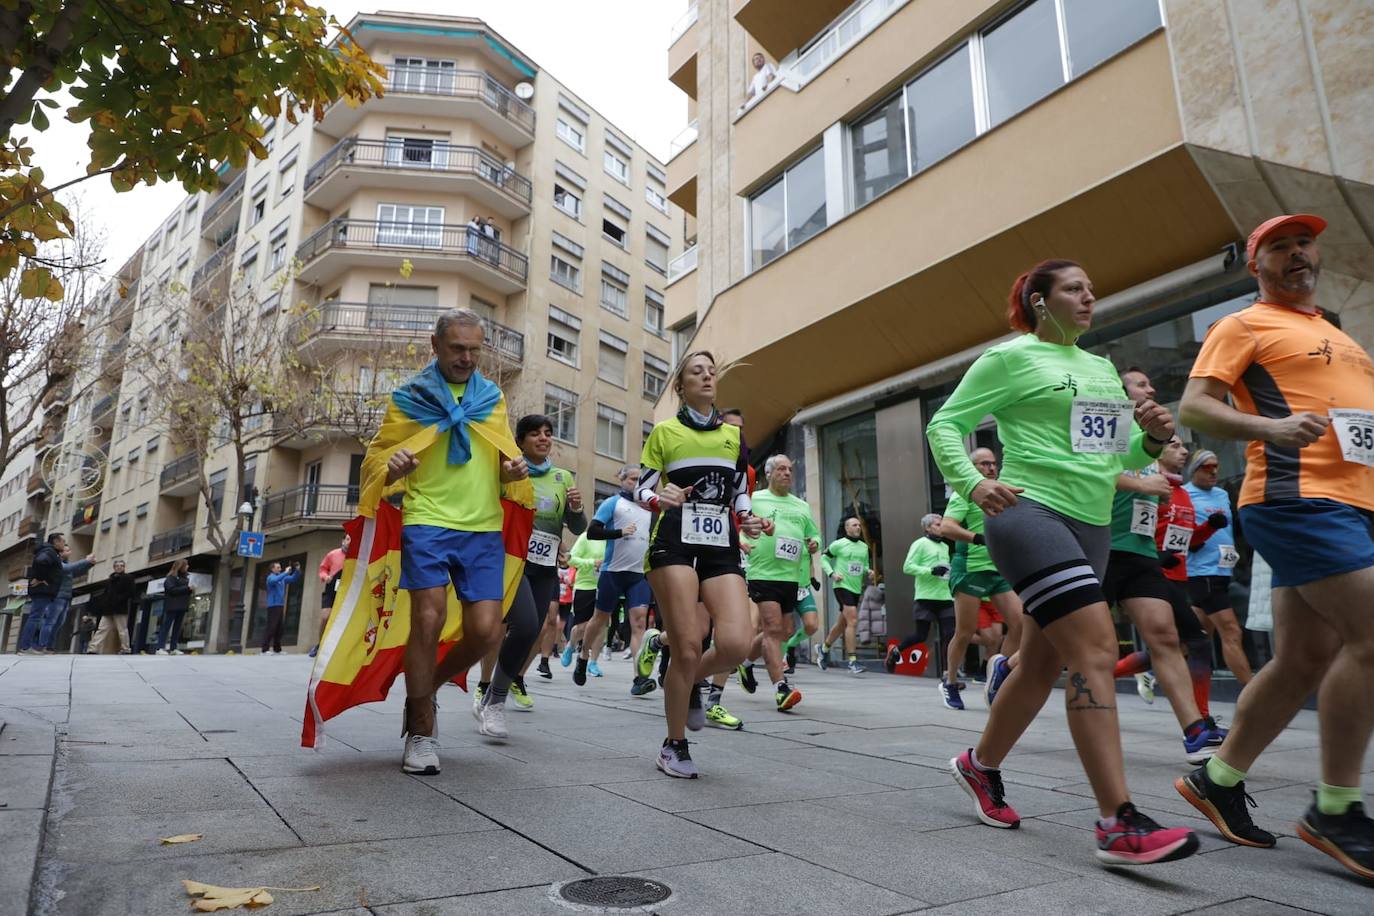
[225,493,258,652]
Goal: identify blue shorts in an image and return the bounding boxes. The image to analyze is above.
[399,526,505,601]
[1241,498,1374,589]
[595,569,652,613]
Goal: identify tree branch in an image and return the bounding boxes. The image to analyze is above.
[0,0,90,140]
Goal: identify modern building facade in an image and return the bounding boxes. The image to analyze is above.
[26,10,681,654]
[664,0,1374,654]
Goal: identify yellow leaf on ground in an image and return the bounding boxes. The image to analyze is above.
[183,880,321,911]
[160,833,204,845]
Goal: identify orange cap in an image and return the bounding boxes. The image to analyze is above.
[1246,214,1327,262]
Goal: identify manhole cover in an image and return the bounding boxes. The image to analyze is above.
[557,876,672,909]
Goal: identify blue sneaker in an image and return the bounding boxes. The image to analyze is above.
[984,654,1011,706]
[588,660,604,678]
[1184,717,1227,765]
[561,642,576,668]
[939,680,964,710]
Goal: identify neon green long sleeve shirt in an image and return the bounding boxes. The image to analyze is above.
[903,536,952,601]
[567,533,605,592]
[925,335,1156,526]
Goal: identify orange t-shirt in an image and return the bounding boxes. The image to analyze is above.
[1190,302,1374,512]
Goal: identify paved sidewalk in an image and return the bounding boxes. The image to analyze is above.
[0,651,1368,915]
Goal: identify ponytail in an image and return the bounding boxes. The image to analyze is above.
[1006,259,1082,333]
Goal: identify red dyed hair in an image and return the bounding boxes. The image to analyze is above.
[1006,259,1082,333]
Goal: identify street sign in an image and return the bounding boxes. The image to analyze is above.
[237,531,265,558]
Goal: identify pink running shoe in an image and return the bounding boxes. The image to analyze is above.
[950,749,1020,828]
[1095,802,1199,865]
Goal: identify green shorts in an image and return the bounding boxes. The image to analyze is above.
[949,554,1012,600]
[797,587,817,614]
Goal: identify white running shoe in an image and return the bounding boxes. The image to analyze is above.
[1136,673,1156,705]
[471,686,485,718]
[477,702,509,740]
[600,646,612,661]
[401,734,440,774]
[155,648,170,656]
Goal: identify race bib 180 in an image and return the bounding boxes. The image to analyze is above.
[1070,398,1133,454]
[1330,409,1374,468]
[681,504,730,547]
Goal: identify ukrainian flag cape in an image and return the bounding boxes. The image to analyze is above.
[302,364,534,748]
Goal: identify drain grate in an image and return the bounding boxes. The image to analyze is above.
[558,876,672,909]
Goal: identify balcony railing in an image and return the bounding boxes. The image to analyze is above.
[25,471,48,496]
[18,516,40,539]
[295,219,529,284]
[149,522,194,560]
[300,302,526,365]
[261,484,359,529]
[191,241,235,290]
[71,501,98,531]
[669,3,698,44]
[91,393,115,419]
[781,0,909,89]
[159,452,199,490]
[202,172,245,231]
[304,138,532,205]
[667,245,698,283]
[668,120,698,160]
[384,66,535,134]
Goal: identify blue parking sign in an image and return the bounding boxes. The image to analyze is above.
[237,531,265,558]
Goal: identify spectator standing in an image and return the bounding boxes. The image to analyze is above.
[18,533,64,654]
[47,545,95,652]
[73,614,95,654]
[466,215,484,257]
[91,559,137,654]
[744,52,776,104]
[260,561,301,655]
[156,560,194,655]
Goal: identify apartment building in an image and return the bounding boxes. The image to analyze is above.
[0,375,56,651]
[34,11,681,654]
[664,0,1374,647]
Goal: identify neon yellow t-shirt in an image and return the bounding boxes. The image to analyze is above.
[402,382,503,531]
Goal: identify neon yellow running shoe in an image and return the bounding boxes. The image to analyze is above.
[509,677,534,711]
[705,703,743,730]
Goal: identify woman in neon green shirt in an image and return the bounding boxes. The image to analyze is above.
[926,258,1197,867]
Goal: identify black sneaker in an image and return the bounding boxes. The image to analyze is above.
[536,657,553,680]
[1175,765,1276,848]
[784,647,797,675]
[573,657,588,687]
[629,675,657,697]
[1297,797,1374,880]
[737,663,758,694]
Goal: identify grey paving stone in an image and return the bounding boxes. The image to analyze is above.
[48,805,303,863]
[0,752,52,809]
[774,745,959,789]
[55,758,270,817]
[0,714,57,755]
[815,781,1095,831]
[911,873,1205,916]
[1180,898,1324,914]
[0,810,42,916]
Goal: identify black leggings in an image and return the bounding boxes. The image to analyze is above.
[497,577,540,680]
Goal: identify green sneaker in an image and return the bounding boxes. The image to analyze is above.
[636,628,662,679]
[705,703,743,730]
[509,678,534,711]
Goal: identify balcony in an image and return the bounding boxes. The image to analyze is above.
[191,241,235,294]
[667,245,698,284]
[159,452,200,497]
[25,471,48,497]
[735,0,855,59]
[667,122,698,215]
[294,301,526,365]
[317,67,536,149]
[261,484,359,532]
[668,4,699,98]
[294,219,528,294]
[71,500,98,534]
[775,0,908,91]
[90,392,116,423]
[304,138,532,218]
[148,522,194,561]
[201,171,245,241]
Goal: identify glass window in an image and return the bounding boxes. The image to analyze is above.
[643,354,668,400]
[602,217,627,249]
[820,411,882,581]
[749,178,785,269]
[1062,0,1162,77]
[556,118,585,152]
[545,384,578,443]
[547,310,580,365]
[906,44,976,174]
[850,93,906,207]
[646,185,669,213]
[600,275,627,316]
[644,236,668,274]
[554,183,581,219]
[596,404,626,460]
[644,291,664,335]
[983,0,1065,127]
[551,255,582,293]
[604,150,629,184]
[785,147,827,250]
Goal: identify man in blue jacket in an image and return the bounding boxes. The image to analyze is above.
[19,533,65,654]
[260,561,302,655]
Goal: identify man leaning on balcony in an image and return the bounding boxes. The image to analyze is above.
[359,308,529,776]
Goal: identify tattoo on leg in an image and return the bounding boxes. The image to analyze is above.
[1067,671,1115,711]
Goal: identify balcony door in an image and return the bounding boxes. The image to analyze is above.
[367,283,437,331]
[304,460,321,516]
[392,57,455,94]
[382,132,451,170]
[376,203,443,249]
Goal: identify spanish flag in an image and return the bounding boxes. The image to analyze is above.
[302,364,533,748]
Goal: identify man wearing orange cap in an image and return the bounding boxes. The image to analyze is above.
[1175,214,1374,880]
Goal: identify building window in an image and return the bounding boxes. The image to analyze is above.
[597,331,628,387]
[850,94,906,207]
[278,159,297,200]
[594,478,619,504]
[377,203,444,247]
[644,289,665,336]
[906,45,976,174]
[602,215,627,249]
[643,353,668,400]
[1062,0,1162,76]
[642,420,655,447]
[556,118,585,152]
[749,177,785,269]
[603,150,629,185]
[645,185,669,214]
[392,57,456,93]
[600,263,629,317]
[384,133,450,168]
[249,192,266,226]
[550,254,582,293]
[268,220,289,273]
[595,404,626,460]
[545,383,578,443]
[984,0,1064,127]
[553,183,582,220]
[644,234,668,275]
[671,318,697,367]
[547,306,580,366]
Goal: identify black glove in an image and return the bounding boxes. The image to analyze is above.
[931,564,950,578]
[1206,512,1229,530]
[1157,551,1181,570]
[971,533,986,546]
[810,577,821,591]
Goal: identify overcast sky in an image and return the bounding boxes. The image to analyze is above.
[30,1,690,281]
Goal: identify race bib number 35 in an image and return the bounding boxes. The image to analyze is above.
[682,504,730,547]
[527,530,560,566]
[1070,399,1133,454]
[1330,409,1374,468]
